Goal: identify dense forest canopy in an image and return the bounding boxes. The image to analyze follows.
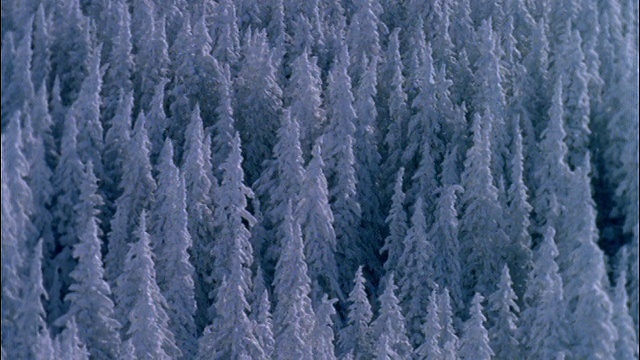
[1,0,638,358]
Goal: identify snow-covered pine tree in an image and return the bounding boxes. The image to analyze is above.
[381,167,408,275]
[50,111,85,323]
[106,111,157,286]
[236,29,284,184]
[430,184,464,313]
[379,29,409,199]
[254,109,305,283]
[487,265,520,359]
[532,78,571,235]
[2,23,34,124]
[152,139,197,358]
[437,288,459,360]
[12,239,49,360]
[55,317,90,360]
[347,0,383,84]
[519,226,568,359]
[323,45,364,288]
[103,90,133,204]
[1,132,25,357]
[56,161,121,359]
[181,105,215,330]
[117,212,181,359]
[50,0,90,106]
[415,288,442,360]
[102,0,133,122]
[397,197,436,346]
[31,4,51,92]
[612,265,638,360]
[207,132,258,341]
[253,290,276,359]
[211,60,236,179]
[460,111,509,300]
[312,294,338,360]
[338,266,374,359]
[561,161,617,360]
[273,202,316,360]
[458,293,493,360]
[287,47,324,160]
[353,57,383,273]
[371,274,413,358]
[297,138,342,303]
[210,0,241,66]
[70,43,104,177]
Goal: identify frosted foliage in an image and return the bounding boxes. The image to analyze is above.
[459,293,493,360]
[1,0,638,359]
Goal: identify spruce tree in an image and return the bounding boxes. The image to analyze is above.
[13,240,49,360]
[519,226,568,359]
[460,112,509,299]
[31,4,51,91]
[487,265,520,359]
[415,289,442,360]
[458,293,493,360]
[323,45,364,287]
[254,290,276,359]
[371,274,413,358]
[55,317,90,360]
[430,184,464,313]
[312,294,338,360]
[273,202,316,360]
[338,266,374,359]
[397,197,436,345]
[612,267,638,360]
[117,212,181,359]
[437,289,459,359]
[152,140,198,358]
[381,167,408,275]
[297,139,342,303]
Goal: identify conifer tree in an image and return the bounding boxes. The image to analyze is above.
[379,29,409,198]
[437,289,459,359]
[430,184,464,312]
[254,290,276,359]
[323,45,364,286]
[381,167,408,275]
[459,293,493,360]
[134,12,170,113]
[31,4,51,91]
[460,112,509,299]
[12,240,49,360]
[519,226,568,359]
[2,19,34,121]
[287,48,324,159]
[1,133,24,356]
[347,0,383,83]
[55,317,90,360]
[117,212,181,359]
[211,0,241,65]
[487,265,520,359]
[50,0,90,105]
[181,105,215,330]
[532,78,571,233]
[211,61,236,179]
[152,140,197,358]
[297,139,342,303]
[397,197,436,345]
[236,29,283,184]
[56,162,121,359]
[102,0,133,121]
[371,274,413,358]
[353,57,383,264]
[103,90,133,201]
[72,43,105,180]
[145,78,170,161]
[273,202,316,360]
[50,112,85,323]
[106,112,156,285]
[312,294,338,360]
[415,289,442,360]
[338,266,374,359]
[612,267,638,360]
[561,163,617,360]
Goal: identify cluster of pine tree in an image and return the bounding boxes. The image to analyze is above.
[2,0,638,358]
